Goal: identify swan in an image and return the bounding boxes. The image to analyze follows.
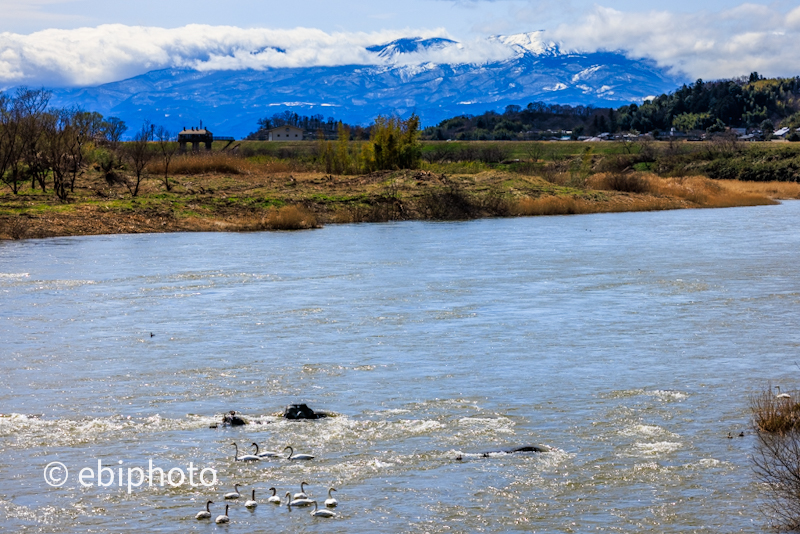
[251,442,280,458]
[245,489,258,509]
[215,504,230,524]
[325,487,338,508]
[310,500,336,518]
[286,490,314,507]
[284,446,314,461]
[267,487,281,504]
[195,500,213,519]
[232,442,261,462]
[775,386,791,399]
[293,481,309,500]
[224,483,241,499]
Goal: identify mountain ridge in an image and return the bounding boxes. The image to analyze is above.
[46,33,687,138]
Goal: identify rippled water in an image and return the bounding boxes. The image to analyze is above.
[2,203,800,532]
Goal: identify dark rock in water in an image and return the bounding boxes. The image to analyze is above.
[283,404,329,420]
[222,410,249,426]
[480,445,550,457]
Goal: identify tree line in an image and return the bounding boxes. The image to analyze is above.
[0,88,181,200]
[247,111,371,140]
[422,73,800,140]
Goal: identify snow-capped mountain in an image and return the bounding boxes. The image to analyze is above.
[48,33,686,138]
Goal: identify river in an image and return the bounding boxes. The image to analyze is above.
[2,203,799,532]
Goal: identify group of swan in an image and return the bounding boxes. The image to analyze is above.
[285,485,338,517]
[194,501,230,524]
[232,442,314,462]
[197,483,337,522]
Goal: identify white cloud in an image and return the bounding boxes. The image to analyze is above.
[550,5,800,79]
[2,3,800,89]
[0,24,518,87]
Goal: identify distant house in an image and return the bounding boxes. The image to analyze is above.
[773,127,791,138]
[266,125,304,141]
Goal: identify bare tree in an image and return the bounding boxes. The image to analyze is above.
[41,109,79,201]
[98,116,127,185]
[753,429,800,530]
[15,88,51,192]
[121,122,155,197]
[751,385,800,530]
[155,125,178,191]
[0,93,24,194]
[68,110,103,192]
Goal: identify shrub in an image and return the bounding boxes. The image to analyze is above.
[751,385,800,530]
[601,173,651,193]
[263,205,319,230]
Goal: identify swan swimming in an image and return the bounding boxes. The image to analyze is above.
[267,487,281,504]
[224,483,241,499]
[245,489,258,509]
[195,500,213,519]
[251,442,280,458]
[293,481,309,500]
[325,487,338,508]
[232,442,261,462]
[776,386,791,399]
[284,446,314,461]
[215,504,230,524]
[310,500,336,518]
[286,490,314,507]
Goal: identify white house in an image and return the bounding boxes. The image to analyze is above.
[266,125,304,141]
[773,127,791,138]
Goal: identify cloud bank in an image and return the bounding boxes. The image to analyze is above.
[1,4,800,88]
[551,4,800,80]
[0,24,514,87]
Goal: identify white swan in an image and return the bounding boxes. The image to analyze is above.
[195,500,213,519]
[232,442,261,462]
[215,504,230,524]
[293,481,309,500]
[325,487,338,508]
[251,442,280,458]
[310,500,336,518]
[776,386,791,399]
[245,489,258,509]
[284,446,314,461]
[224,483,241,499]
[286,490,314,507]
[267,487,281,504]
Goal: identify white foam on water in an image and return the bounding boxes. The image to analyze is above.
[633,441,682,456]
[620,424,679,439]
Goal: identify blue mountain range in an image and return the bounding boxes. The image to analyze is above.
[47,33,687,138]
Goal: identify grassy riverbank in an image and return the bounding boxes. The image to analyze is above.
[0,141,796,240]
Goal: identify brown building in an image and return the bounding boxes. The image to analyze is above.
[178,127,213,152]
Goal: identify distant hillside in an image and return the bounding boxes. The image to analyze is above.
[425,73,800,140]
[45,33,686,138]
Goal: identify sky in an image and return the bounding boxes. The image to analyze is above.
[1,0,800,87]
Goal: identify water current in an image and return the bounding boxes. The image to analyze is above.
[2,202,800,533]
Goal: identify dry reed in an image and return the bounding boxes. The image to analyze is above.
[262,205,319,230]
[752,386,800,434]
[512,196,588,216]
[148,153,256,175]
[716,179,800,200]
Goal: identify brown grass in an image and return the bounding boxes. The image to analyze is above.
[648,175,777,208]
[716,179,800,200]
[262,205,319,230]
[752,386,800,433]
[149,153,258,175]
[589,172,651,193]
